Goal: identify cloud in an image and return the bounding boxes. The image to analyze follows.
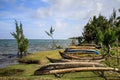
[117,0,120,2]
[34,0,104,20]
[0,0,120,39]
[30,0,120,38]
[40,0,120,20]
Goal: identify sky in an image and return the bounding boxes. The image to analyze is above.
[0,0,120,39]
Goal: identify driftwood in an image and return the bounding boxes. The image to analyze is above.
[34,67,118,75]
[59,51,104,60]
[46,57,105,63]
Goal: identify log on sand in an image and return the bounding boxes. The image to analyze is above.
[34,67,118,75]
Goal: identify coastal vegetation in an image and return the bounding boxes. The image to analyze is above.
[45,26,62,49]
[0,9,120,80]
[83,9,120,57]
[45,26,56,49]
[11,20,29,58]
[0,50,120,80]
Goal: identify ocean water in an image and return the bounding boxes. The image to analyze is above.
[0,39,72,68]
[0,39,72,54]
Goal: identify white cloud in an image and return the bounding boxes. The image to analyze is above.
[1,0,120,39]
[36,7,53,19]
[41,0,119,20]
[34,0,105,20]
[32,0,120,38]
[117,0,120,2]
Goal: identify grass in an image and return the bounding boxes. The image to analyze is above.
[0,49,120,80]
[18,50,63,64]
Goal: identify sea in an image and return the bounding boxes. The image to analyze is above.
[0,39,72,68]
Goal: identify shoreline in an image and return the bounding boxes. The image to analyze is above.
[0,54,18,68]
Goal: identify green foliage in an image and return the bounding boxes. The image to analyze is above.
[11,20,28,57]
[83,9,120,55]
[96,28,104,44]
[45,26,62,49]
[103,28,117,47]
[45,26,55,39]
[83,15,108,44]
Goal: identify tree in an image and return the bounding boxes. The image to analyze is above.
[83,9,120,56]
[11,20,28,57]
[103,27,117,56]
[83,15,108,44]
[45,26,57,49]
[96,27,104,47]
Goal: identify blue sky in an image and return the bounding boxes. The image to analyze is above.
[0,0,120,39]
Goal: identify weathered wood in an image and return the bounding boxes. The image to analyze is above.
[50,67,118,74]
[64,49,99,54]
[47,62,105,67]
[34,62,106,76]
[68,45,96,50]
[64,52,96,55]
[46,57,105,63]
[46,57,71,63]
[59,51,104,60]
[34,67,118,75]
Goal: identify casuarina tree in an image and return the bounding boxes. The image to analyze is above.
[45,26,57,49]
[11,20,28,57]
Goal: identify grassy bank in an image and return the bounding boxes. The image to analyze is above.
[0,50,120,80]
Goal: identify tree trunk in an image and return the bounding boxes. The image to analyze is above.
[117,39,119,65]
[17,48,21,57]
[108,44,111,56]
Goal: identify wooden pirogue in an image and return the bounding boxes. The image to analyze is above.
[46,57,105,63]
[68,44,96,50]
[59,51,104,60]
[64,49,100,54]
[34,62,118,77]
[35,67,118,75]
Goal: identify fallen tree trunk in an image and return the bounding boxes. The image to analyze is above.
[34,67,118,75]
